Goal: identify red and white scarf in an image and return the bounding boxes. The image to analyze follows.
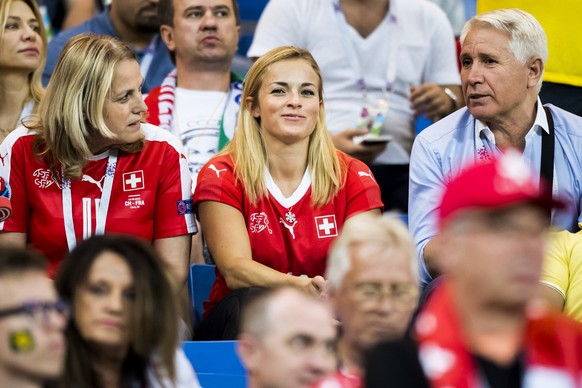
[146,69,243,150]
[414,282,582,387]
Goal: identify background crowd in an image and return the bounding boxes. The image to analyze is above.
[1,0,582,387]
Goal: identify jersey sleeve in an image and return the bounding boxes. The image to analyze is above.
[342,155,384,217]
[0,129,30,233]
[540,231,572,300]
[193,156,243,218]
[153,141,197,239]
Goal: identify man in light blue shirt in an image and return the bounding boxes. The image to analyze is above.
[409,8,582,286]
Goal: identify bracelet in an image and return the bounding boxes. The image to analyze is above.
[443,87,459,111]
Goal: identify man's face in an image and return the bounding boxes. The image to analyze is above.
[162,0,239,67]
[443,204,548,307]
[0,272,66,382]
[460,27,538,125]
[332,243,417,352]
[241,292,336,388]
[111,0,160,33]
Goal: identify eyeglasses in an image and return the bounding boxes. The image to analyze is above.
[351,283,419,310]
[0,300,70,325]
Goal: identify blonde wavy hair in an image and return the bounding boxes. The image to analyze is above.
[29,34,144,178]
[0,0,47,109]
[224,46,344,207]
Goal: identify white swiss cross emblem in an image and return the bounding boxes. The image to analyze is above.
[315,215,338,238]
[123,171,144,191]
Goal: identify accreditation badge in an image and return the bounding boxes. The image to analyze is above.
[354,99,392,145]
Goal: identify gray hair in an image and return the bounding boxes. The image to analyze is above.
[325,213,418,290]
[460,8,547,92]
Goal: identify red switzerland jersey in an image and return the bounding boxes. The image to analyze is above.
[0,124,196,276]
[194,151,383,316]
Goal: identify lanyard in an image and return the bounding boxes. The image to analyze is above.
[217,87,235,151]
[331,0,399,102]
[62,149,118,251]
[474,107,556,211]
[139,36,157,80]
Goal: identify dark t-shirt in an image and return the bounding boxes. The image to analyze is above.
[365,336,523,388]
[475,353,523,388]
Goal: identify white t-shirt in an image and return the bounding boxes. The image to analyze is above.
[248,0,460,164]
[147,347,202,388]
[173,88,227,188]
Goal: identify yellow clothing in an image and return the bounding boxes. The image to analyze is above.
[477,2,582,87]
[541,230,582,321]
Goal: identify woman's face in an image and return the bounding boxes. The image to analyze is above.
[101,59,147,149]
[248,59,321,147]
[0,0,43,73]
[74,251,135,349]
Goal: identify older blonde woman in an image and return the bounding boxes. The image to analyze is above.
[193,46,383,339]
[0,34,195,290]
[0,0,47,143]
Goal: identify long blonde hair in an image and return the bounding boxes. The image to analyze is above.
[0,0,47,107]
[29,34,144,178]
[224,46,344,207]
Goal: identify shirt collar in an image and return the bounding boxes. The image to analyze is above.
[474,97,549,144]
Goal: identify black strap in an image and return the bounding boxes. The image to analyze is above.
[540,106,555,198]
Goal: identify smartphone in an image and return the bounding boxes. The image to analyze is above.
[354,134,393,145]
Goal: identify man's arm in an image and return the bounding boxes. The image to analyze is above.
[538,231,576,313]
[410,84,463,121]
[538,284,565,312]
[413,2,462,121]
[409,136,447,285]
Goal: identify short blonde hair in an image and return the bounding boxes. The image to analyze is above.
[0,0,47,109]
[326,213,418,289]
[29,34,143,178]
[223,46,344,207]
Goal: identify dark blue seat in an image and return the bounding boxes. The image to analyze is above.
[183,340,247,388]
[188,264,216,328]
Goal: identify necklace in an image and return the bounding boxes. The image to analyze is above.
[284,207,297,224]
[279,199,298,240]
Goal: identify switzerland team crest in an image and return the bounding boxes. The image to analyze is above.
[123,171,145,191]
[315,215,338,238]
[250,212,273,234]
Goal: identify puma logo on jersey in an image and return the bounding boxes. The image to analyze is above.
[81,174,105,192]
[0,153,7,167]
[209,164,227,177]
[279,218,298,239]
[358,170,375,181]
